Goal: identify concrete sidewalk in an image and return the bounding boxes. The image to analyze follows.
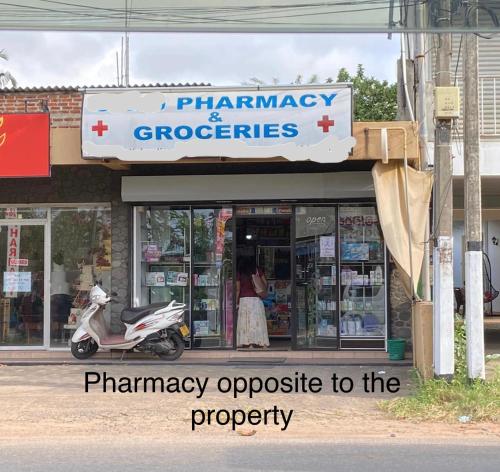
[0,348,412,366]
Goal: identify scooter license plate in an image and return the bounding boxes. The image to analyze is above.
[179,324,189,337]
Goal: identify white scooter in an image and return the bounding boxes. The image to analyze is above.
[71,285,189,361]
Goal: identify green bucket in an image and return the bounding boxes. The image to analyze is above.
[387,338,406,361]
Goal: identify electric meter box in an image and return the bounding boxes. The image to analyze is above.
[434,86,460,119]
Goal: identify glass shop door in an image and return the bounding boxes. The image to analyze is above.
[294,206,339,349]
[191,208,234,348]
[0,221,47,348]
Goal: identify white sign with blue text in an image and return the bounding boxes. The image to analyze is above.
[82,86,354,163]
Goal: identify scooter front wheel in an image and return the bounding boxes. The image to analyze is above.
[71,339,98,359]
[157,333,184,361]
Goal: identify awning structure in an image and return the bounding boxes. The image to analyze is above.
[0,1,498,33]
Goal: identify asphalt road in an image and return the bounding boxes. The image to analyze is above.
[1,438,499,472]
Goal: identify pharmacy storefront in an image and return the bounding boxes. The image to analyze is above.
[0,85,398,352]
[82,86,388,351]
[128,200,387,351]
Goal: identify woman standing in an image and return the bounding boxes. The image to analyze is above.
[236,256,270,348]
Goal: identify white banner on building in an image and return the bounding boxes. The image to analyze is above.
[82,86,354,163]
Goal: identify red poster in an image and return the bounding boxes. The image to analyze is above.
[215,208,233,261]
[0,113,50,177]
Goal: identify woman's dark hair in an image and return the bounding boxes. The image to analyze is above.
[237,256,256,276]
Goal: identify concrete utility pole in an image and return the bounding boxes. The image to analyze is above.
[463,5,485,380]
[433,0,455,379]
[415,2,431,301]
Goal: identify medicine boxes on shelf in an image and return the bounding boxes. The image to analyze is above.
[340,266,384,286]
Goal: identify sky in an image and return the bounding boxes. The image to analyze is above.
[0,31,399,88]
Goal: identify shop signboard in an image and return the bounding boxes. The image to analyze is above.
[0,113,50,177]
[5,224,21,298]
[82,86,354,163]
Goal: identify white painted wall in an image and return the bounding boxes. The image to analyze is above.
[426,141,500,176]
[486,220,500,314]
[453,221,464,288]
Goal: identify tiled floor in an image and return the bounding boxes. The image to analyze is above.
[0,347,407,366]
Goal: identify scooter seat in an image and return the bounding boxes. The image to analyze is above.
[121,302,168,324]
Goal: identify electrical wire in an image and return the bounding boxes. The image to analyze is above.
[0,0,426,27]
[463,1,499,39]
[453,33,463,86]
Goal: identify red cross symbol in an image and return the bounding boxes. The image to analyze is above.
[91,120,109,136]
[317,115,335,133]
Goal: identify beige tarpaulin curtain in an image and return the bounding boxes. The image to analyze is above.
[372,161,433,298]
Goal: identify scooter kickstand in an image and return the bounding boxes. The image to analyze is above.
[120,350,126,361]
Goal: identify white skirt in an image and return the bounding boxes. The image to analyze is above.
[237,297,270,347]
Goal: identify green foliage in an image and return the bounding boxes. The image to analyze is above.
[454,316,467,381]
[379,317,500,423]
[335,65,397,121]
[379,368,500,422]
[243,65,397,122]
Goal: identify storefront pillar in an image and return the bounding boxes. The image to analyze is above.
[389,266,412,349]
[110,177,130,334]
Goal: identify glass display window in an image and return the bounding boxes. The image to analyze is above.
[295,206,338,349]
[192,208,233,348]
[50,206,112,347]
[135,207,191,339]
[339,206,386,344]
[134,206,234,349]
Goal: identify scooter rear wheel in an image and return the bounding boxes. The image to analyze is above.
[157,333,184,361]
[71,339,98,359]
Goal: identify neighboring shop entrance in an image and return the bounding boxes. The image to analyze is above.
[133,203,387,350]
[0,218,48,348]
[0,205,113,351]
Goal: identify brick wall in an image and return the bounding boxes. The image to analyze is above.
[0,90,82,128]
